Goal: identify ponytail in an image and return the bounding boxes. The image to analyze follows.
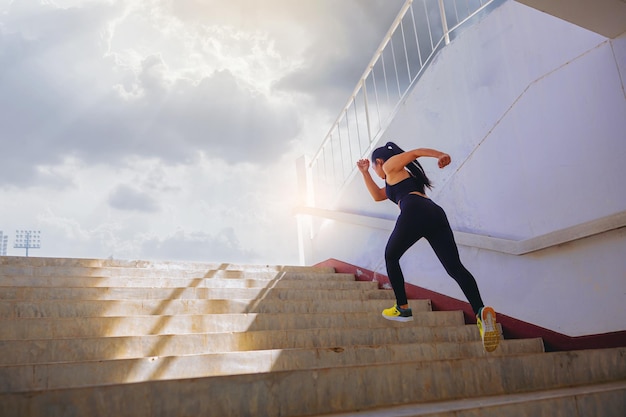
[371,141,433,191]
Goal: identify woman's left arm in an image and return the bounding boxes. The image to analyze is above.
[384,148,451,174]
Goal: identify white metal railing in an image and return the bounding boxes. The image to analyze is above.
[307,0,504,207]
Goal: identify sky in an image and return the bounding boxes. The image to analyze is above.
[0,0,404,265]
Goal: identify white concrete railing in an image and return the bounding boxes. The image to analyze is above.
[295,206,626,256]
[307,0,505,208]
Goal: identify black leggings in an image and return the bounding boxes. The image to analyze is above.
[385,194,484,315]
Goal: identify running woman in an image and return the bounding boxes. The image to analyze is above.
[356,141,500,352]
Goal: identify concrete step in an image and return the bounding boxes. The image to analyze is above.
[1,310,460,339]
[0,339,544,393]
[0,256,335,274]
[0,298,430,319]
[0,286,394,301]
[0,324,487,365]
[0,274,374,289]
[0,263,338,279]
[1,347,624,417]
[309,380,626,417]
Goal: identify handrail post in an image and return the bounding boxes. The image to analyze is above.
[362,81,373,150]
[439,0,451,45]
[296,155,314,265]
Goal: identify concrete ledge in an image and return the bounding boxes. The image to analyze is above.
[296,207,626,255]
[515,0,626,39]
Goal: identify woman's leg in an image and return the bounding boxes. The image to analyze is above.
[425,206,485,315]
[385,210,424,306]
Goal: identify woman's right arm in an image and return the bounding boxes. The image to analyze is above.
[356,159,387,201]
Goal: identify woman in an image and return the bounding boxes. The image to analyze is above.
[356,141,499,352]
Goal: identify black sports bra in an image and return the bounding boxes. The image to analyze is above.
[385,177,424,204]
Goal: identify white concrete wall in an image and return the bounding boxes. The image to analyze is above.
[304,1,626,337]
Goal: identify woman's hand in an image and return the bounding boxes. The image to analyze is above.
[356,159,370,173]
[357,158,387,201]
[438,153,451,168]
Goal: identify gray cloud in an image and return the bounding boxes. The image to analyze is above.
[166,0,405,109]
[108,184,160,212]
[0,1,403,189]
[273,0,405,109]
[0,1,302,187]
[0,2,121,186]
[58,62,301,165]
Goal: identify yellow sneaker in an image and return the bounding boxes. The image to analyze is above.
[382,304,413,322]
[477,306,500,352]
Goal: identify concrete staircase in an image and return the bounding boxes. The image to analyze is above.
[0,257,624,416]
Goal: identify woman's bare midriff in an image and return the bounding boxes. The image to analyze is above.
[397,191,429,207]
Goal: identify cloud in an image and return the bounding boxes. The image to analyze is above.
[56,60,301,166]
[272,0,405,108]
[108,184,160,213]
[0,1,302,187]
[0,0,405,264]
[0,1,403,187]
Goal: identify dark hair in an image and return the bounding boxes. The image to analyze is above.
[371,141,432,190]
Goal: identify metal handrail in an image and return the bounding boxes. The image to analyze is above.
[308,0,503,207]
